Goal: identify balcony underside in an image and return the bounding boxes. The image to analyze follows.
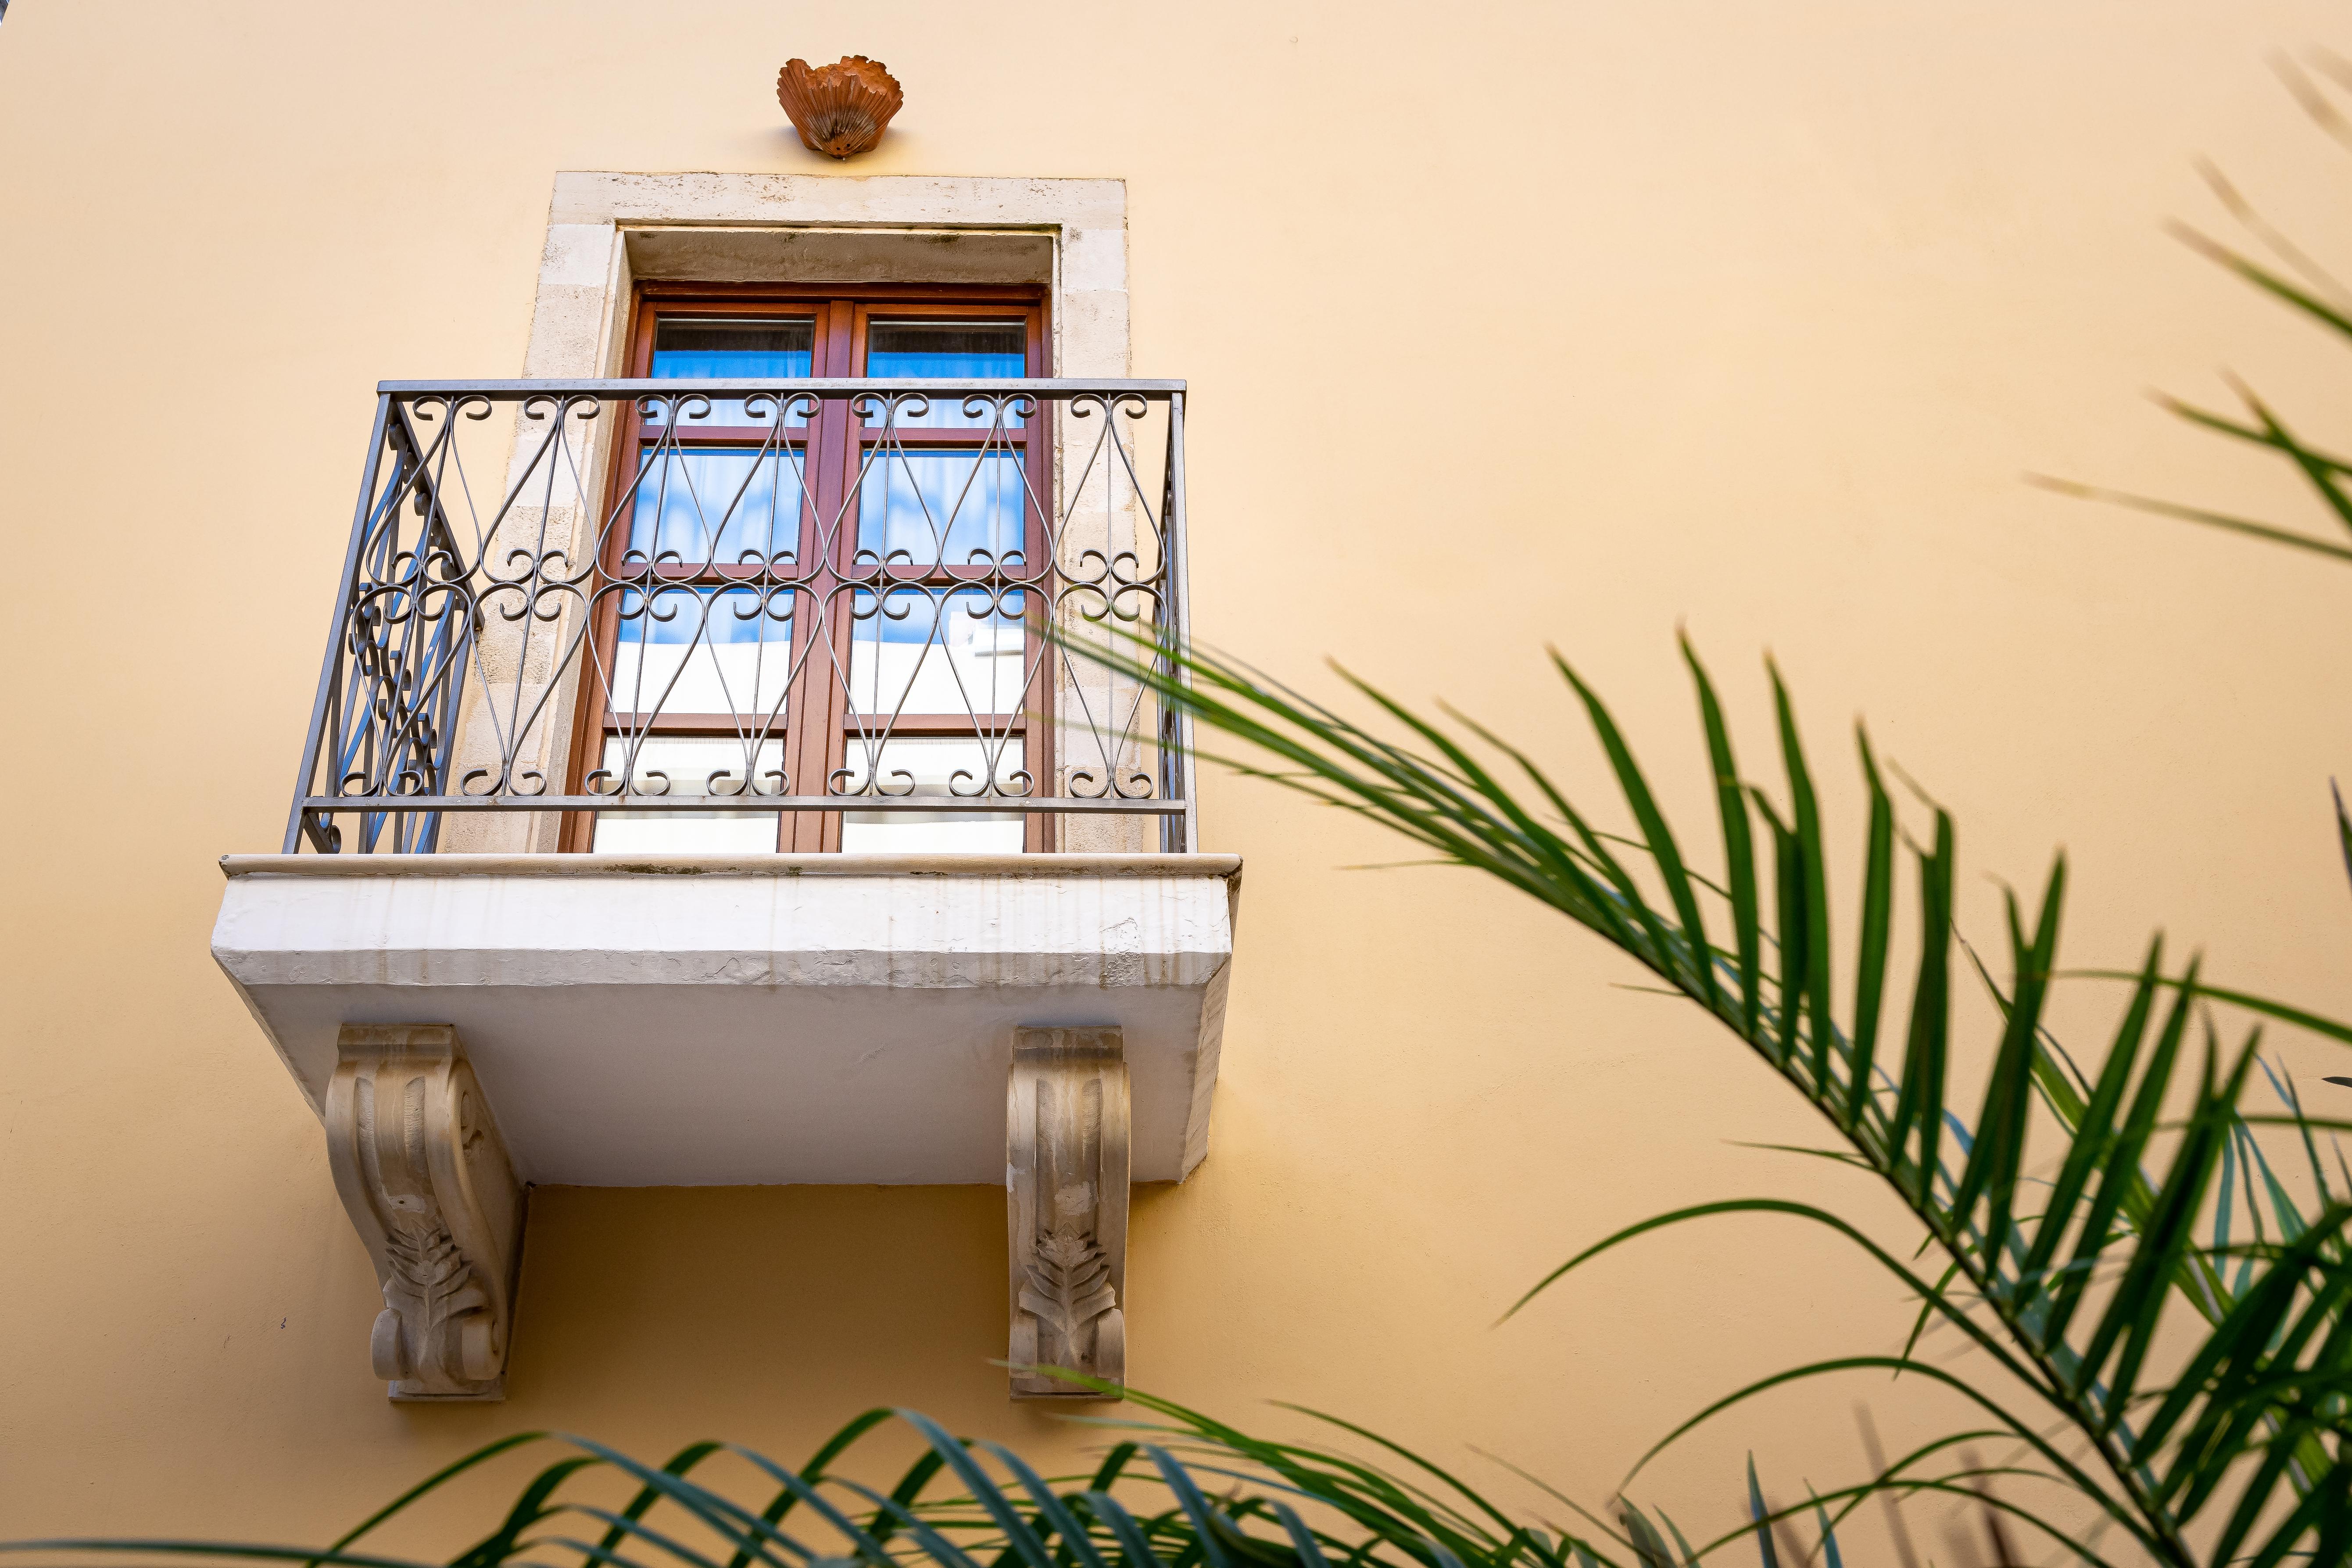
[213,852,1237,1185]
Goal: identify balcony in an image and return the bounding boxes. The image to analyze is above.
[212,378,1233,1402]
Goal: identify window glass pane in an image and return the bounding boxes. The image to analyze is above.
[847,587,1026,717]
[854,450,1024,568]
[607,587,793,718]
[838,736,1025,854]
[649,319,816,427]
[628,447,803,567]
[591,735,786,853]
[863,319,1026,429]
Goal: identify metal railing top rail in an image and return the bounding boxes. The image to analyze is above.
[376,377,1187,395]
[288,377,1195,856]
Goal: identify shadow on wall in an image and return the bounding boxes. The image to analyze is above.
[484,1184,1178,1442]
[513,1186,1010,1414]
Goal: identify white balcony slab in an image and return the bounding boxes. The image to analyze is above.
[212,854,1238,1186]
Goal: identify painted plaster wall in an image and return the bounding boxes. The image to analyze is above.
[2,0,2350,1557]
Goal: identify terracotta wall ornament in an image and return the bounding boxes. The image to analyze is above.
[776,56,903,159]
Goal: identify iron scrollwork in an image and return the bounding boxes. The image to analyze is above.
[286,378,1192,854]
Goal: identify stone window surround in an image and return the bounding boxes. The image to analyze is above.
[449,173,1142,855]
[525,171,1131,383]
[452,173,1181,1122]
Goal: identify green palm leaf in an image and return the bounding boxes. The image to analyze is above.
[1067,619,2352,1568]
[6,1386,1880,1568]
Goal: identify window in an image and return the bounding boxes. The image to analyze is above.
[563,287,1051,854]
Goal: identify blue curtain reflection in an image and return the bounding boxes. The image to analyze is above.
[848,587,1026,716]
[864,322,1025,429]
[648,336,814,427]
[855,451,1024,567]
[629,448,803,565]
[608,586,793,717]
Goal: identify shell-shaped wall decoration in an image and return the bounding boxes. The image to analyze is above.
[776,55,903,160]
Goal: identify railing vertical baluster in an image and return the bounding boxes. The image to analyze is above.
[412,439,477,856]
[285,393,396,854]
[347,414,427,852]
[1160,391,1196,856]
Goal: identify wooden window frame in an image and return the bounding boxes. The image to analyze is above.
[561,282,1054,854]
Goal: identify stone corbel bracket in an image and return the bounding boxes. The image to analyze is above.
[1007,1027,1130,1400]
[325,1025,525,1401]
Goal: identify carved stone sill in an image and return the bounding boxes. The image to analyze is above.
[211,853,1240,1400]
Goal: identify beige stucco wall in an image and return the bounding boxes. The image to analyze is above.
[4,0,2351,1557]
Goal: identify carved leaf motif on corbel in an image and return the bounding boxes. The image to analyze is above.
[1020,1228,1119,1350]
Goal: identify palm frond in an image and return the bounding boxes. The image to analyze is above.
[11,1394,1810,1568]
[1065,618,2352,1568]
[3,1370,1924,1568]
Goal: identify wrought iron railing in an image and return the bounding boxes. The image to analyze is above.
[286,379,1192,855]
